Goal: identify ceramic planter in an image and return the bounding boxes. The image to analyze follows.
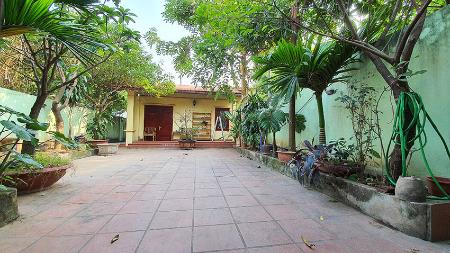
[426,176,450,197]
[3,165,72,194]
[276,151,296,163]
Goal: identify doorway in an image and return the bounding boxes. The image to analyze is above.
[144,105,173,141]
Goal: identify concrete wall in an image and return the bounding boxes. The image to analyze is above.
[0,87,90,140]
[271,6,450,178]
[126,91,235,143]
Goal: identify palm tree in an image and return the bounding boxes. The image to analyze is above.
[0,0,101,64]
[258,98,288,157]
[254,37,356,145]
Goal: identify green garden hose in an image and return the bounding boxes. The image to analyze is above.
[384,92,450,200]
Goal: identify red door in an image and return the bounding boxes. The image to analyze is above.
[144,106,173,141]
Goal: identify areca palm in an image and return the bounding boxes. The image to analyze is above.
[254,37,356,145]
[258,98,288,157]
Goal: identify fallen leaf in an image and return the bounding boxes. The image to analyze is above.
[319,216,325,221]
[408,249,420,253]
[111,234,119,244]
[328,199,338,203]
[301,236,315,249]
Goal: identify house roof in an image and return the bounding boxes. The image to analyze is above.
[175,85,242,96]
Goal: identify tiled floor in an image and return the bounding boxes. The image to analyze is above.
[1,148,449,253]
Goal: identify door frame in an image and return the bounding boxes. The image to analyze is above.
[143,105,174,141]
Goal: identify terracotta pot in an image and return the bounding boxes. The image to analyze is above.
[426,176,450,197]
[277,151,296,163]
[316,161,363,177]
[3,165,71,194]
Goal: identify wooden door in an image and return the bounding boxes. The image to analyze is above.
[144,106,173,141]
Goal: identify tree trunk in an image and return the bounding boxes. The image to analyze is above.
[51,102,64,150]
[21,93,48,155]
[272,131,277,157]
[289,93,296,151]
[315,92,326,144]
[239,53,249,96]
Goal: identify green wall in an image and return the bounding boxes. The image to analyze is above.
[0,87,90,140]
[272,6,450,178]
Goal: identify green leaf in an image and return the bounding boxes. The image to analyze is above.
[369,149,381,159]
[49,131,79,149]
[0,120,33,141]
[12,153,43,169]
[0,185,8,191]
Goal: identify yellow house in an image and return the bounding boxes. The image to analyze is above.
[125,85,240,146]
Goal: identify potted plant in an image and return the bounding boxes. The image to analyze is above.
[316,138,364,177]
[175,110,199,149]
[258,97,288,157]
[86,112,110,148]
[0,105,78,196]
[3,152,72,194]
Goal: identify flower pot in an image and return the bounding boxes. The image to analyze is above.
[316,161,363,177]
[276,151,296,163]
[426,176,450,197]
[0,187,18,227]
[178,139,196,149]
[3,165,71,194]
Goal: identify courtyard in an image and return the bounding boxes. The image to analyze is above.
[0,149,448,253]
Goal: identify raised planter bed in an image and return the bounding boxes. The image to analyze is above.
[0,187,18,228]
[3,165,71,194]
[235,147,450,242]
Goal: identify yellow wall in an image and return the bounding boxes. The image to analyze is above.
[127,92,235,143]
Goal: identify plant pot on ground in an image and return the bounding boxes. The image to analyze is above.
[2,153,72,194]
[426,177,450,197]
[277,150,296,163]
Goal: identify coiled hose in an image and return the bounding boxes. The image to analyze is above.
[385,92,450,200]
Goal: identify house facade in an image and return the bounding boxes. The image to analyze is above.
[125,85,240,145]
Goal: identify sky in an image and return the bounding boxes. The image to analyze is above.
[120,0,192,84]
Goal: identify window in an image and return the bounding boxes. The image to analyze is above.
[215,108,230,131]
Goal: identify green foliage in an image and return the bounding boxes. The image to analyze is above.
[158,0,292,89]
[33,152,71,168]
[335,83,380,166]
[258,98,288,135]
[0,105,73,185]
[239,92,267,149]
[295,114,307,134]
[174,110,199,140]
[254,36,356,143]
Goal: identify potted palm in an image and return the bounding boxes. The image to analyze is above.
[258,97,288,157]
